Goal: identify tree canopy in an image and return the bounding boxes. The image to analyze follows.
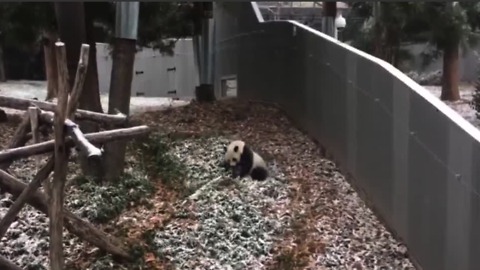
[0,2,196,55]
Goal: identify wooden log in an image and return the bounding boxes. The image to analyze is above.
[0,157,54,239]
[50,40,70,270]
[38,111,102,160]
[0,255,23,270]
[0,125,149,163]
[67,44,89,117]
[65,119,102,158]
[0,96,127,125]
[0,170,130,259]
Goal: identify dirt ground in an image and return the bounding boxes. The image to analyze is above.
[0,98,413,270]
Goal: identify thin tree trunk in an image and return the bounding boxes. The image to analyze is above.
[441,44,460,101]
[77,3,105,178]
[0,45,6,82]
[43,32,58,101]
[56,3,104,177]
[103,38,136,182]
[54,3,87,91]
[80,2,103,114]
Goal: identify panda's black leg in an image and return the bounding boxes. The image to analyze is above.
[219,160,229,171]
[251,168,268,181]
[232,165,243,179]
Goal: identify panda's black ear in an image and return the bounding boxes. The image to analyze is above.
[223,146,227,152]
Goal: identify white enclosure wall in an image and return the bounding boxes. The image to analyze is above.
[96,39,199,99]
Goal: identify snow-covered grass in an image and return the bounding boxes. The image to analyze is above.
[0,150,160,269]
[423,84,480,127]
[0,81,478,269]
[147,136,291,269]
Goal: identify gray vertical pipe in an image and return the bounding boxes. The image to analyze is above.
[192,24,212,85]
[115,2,139,40]
[200,18,209,84]
[209,18,216,85]
[192,36,202,84]
[322,17,335,37]
[321,2,336,38]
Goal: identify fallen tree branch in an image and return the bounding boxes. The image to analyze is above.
[65,119,103,158]
[0,96,127,125]
[0,157,54,239]
[38,111,102,159]
[0,125,150,163]
[0,169,130,259]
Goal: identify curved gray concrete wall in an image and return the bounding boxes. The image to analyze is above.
[214,2,480,270]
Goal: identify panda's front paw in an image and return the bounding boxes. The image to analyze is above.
[219,161,229,169]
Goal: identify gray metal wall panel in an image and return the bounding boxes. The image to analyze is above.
[392,79,410,241]
[345,53,359,176]
[445,125,473,270]
[407,92,449,270]
[468,144,480,270]
[214,3,480,270]
[355,64,394,222]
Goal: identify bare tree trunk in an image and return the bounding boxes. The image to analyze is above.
[54,3,86,91]
[76,3,105,177]
[103,38,136,182]
[441,43,460,101]
[80,2,103,114]
[55,3,104,177]
[0,45,6,82]
[43,32,58,101]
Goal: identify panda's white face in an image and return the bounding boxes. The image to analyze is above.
[224,140,245,167]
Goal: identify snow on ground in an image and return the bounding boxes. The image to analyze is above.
[137,102,416,269]
[0,80,190,115]
[150,136,291,269]
[0,80,478,269]
[0,156,92,269]
[423,84,480,128]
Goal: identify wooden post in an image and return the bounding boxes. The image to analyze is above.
[49,41,70,270]
[43,32,59,102]
[67,44,90,117]
[28,106,40,168]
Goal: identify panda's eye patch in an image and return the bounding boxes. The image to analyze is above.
[232,158,237,162]
[234,146,238,152]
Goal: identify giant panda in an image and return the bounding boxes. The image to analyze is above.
[222,140,269,181]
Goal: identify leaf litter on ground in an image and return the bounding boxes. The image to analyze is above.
[0,98,416,270]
